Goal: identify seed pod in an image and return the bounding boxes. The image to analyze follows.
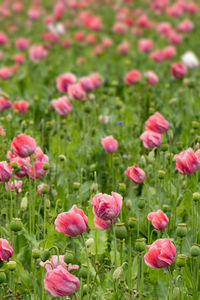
[73,182,80,191]
[119,183,126,193]
[160,144,168,151]
[190,245,200,257]
[176,224,187,238]
[32,249,41,259]
[176,254,187,267]
[58,154,66,162]
[135,238,146,252]
[64,252,74,264]
[128,217,137,228]
[158,170,165,179]
[7,261,16,271]
[193,192,200,202]
[115,224,127,240]
[0,271,6,283]
[10,218,23,232]
[138,198,145,209]
[79,265,88,279]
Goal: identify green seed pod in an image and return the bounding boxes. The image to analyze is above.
[0,271,6,283]
[160,144,168,152]
[149,107,155,114]
[138,198,145,209]
[41,250,51,262]
[190,245,200,257]
[79,265,88,279]
[128,217,137,228]
[113,156,120,166]
[166,152,173,161]
[7,261,16,271]
[172,287,180,300]
[119,183,126,193]
[135,239,146,252]
[84,105,91,113]
[162,204,169,213]
[73,182,80,191]
[64,252,74,264]
[176,224,187,238]
[43,163,49,171]
[32,249,41,259]
[192,121,199,129]
[82,284,88,296]
[158,170,165,179]
[10,218,23,232]
[193,192,200,202]
[58,155,66,162]
[115,224,127,240]
[176,254,187,267]
[89,164,97,172]
[126,199,132,208]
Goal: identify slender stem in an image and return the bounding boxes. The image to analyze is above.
[112,220,117,266]
[81,234,90,300]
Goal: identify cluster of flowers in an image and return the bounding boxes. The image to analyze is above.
[50,72,103,116]
[0,133,49,194]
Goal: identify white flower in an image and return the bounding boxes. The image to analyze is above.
[56,23,65,35]
[181,51,199,69]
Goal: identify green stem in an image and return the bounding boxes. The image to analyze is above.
[81,234,90,300]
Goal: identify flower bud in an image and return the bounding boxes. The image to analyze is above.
[32,249,41,259]
[135,238,146,252]
[90,183,98,193]
[115,224,127,240]
[113,266,123,281]
[176,223,187,238]
[7,261,16,271]
[85,238,94,248]
[73,182,80,191]
[43,163,49,171]
[119,183,126,193]
[11,161,18,169]
[10,218,23,232]
[176,254,187,267]
[190,245,200,257]
[20,194,28,211]
[64,251,74,264]
[41,185,49,194]
[193,192,200,202]
[158,170,165,179]
[41,250,51,262]
[172,287,180,300]
[128,217,137,228]
[0,270,6,283]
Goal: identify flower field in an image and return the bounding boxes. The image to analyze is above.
[0,0,200,299]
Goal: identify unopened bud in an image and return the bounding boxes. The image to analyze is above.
[7,261,16,271]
